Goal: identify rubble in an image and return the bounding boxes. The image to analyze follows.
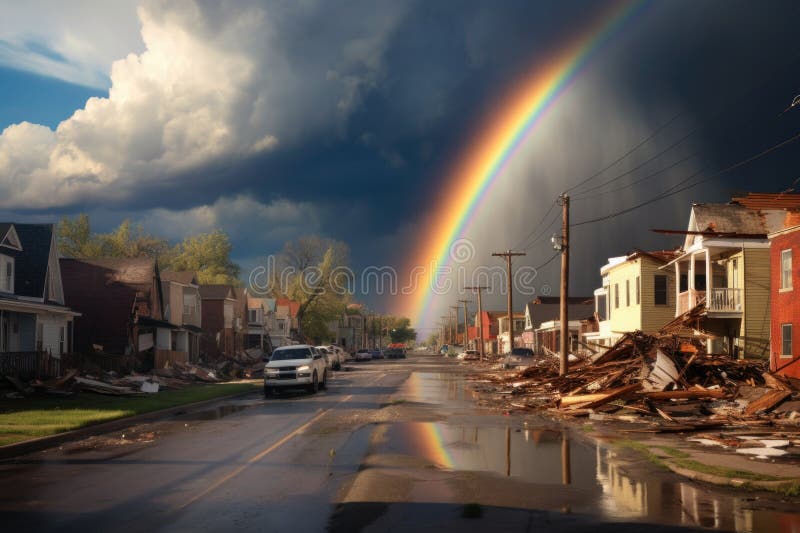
[470,330,800,437]
[2,351,266,398]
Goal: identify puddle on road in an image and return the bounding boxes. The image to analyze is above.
[386,372,800,532]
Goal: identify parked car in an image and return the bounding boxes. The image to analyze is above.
[385,347,406,359]
[327,345,347,367]
[355,349,372,361]
[264,344,328,396]
[370,349,384,359]
[503,347,535,369]
[317,345,342,370]
[459,349,480,361]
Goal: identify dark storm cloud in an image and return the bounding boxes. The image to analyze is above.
[2,0,800,306]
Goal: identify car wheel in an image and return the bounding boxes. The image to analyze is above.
[308,371,319,394]
[320,370,328,389]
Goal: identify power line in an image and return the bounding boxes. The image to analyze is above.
[565,111,685,194]
[513,199,556,250]
[573,151,698,200]
[573,129,800,227]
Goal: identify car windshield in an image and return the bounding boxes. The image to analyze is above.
[357,349,370,353]
[271,348,312,360]
[510,348,533,356]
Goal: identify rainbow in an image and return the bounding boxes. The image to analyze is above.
[411,422,455,469]
[403,0,647,328]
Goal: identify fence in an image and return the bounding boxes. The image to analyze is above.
[0,351,145,380]
[0,351,61,381]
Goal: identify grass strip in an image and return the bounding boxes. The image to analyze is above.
[0,382,260,446]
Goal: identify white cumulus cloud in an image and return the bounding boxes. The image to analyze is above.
[0,0,408,209]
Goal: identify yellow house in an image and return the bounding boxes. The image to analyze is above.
[584,250,678,349]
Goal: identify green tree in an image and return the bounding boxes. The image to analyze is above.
[58,215,168,259]
[166,230,241,285]
[275,236,351,342]
[57,216,242,286]
[388,317,416,344]
[57,214,103,258]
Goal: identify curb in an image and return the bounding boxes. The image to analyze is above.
[0,385,261,461]
[665,462,800,492]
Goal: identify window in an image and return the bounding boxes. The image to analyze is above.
[248,309,258,323]
[626,280,630,307]
[782,323,793,357]
[58,326,65,356]
[635,276,641,305]
[654,275,668,305]
[0,255,13,293]
[614,283,619,309]
[782,249,793,290]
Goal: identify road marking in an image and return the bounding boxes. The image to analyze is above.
[180,372,386,509]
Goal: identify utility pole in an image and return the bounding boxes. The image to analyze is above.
[557,193,570,376]
[458,299,470,349]
[465,286,488,361]
[492,250,526,354]
[440,316,450,344]
[450,306,461,345]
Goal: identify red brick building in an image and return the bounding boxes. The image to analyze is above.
[769,220,800,377]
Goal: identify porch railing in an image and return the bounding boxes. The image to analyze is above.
[677,288,742,315]
[708,287,743,313]
[677,290,705,315]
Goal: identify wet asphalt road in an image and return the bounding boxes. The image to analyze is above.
[0,356,417,532]
[2,353,799,532]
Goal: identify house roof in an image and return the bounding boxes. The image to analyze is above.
[161,270,198,286]
[276,298,300,317]
[732,192,800,211]
[531,296,592,305]
[0,223,21,251]
[689,203,773,235]
[199,284,234,300]
[62,257,157,290]
[8,224,55,299]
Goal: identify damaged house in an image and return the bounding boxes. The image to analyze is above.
[0,223,79,358]
[60,257,178,365]
[660,201,781,359]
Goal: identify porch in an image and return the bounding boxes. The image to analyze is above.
[672,247,743,317]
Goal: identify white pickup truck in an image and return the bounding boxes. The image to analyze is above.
[264,345,328,396]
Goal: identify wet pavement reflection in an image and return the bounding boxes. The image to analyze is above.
[390,371,800,532]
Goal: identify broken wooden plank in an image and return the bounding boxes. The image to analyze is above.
[642,389,727,401]
[744,390,792,416]
[561,383,642,410]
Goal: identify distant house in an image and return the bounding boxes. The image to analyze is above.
[469,311,502,354]
[60,257,172,359]
[161,271,203,362]
[199,284,238,359]
[246,294,275,352]
[521,296,593,353]
[583,250,678,350]
[496,313,526,354]
[0,223,79,357]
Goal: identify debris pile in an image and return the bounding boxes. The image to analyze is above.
[3,358,248,398]
[473,331,799,432]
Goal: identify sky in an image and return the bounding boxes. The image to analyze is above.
[1,0,800,334]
